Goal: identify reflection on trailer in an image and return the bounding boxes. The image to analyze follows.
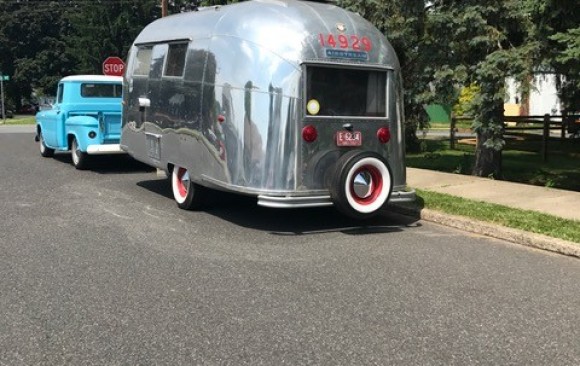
[121,0,415,219]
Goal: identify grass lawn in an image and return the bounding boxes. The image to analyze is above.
[428,120,473,130]
[1,114,35,125]
[414,189,580,243]
[407,135,580,192]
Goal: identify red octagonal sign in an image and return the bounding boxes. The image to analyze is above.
[102,56,125,76]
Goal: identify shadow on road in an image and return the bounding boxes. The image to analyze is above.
[136,177,422,236]
[52,153,154,174]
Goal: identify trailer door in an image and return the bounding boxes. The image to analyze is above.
[126,45,153,129]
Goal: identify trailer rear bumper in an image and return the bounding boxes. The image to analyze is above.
[257,189,415,209]
[257,194,334,209]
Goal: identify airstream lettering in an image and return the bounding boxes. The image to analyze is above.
[121,0,415,218]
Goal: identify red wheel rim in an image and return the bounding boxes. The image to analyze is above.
[349,165,383,205]
[176,167,188,198]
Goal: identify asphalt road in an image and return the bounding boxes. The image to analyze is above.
[2,130,580,365]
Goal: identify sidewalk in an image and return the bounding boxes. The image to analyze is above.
[0,124,35,133]
[407,167,580,221]
[404,167,580,258]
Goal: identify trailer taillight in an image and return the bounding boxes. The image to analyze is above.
[302,125,318,143]
[377,127,391,144]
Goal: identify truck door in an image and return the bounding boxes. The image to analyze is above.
[41,83,64,148]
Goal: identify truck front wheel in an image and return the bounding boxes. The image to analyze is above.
[39,131,54,158]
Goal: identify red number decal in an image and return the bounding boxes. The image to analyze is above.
[361,37,372,51]
[327,34,337,48]
[351,35,360,50]
[338,34,349,49]
[319,33,372,51]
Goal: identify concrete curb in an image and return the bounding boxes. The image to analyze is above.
[390,205,580,259]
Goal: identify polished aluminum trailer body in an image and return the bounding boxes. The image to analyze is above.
[121,0,414,217]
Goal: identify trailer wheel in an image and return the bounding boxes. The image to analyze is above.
[330,151,392,219]
[71,137,89,170]
[171,166,204,210]
[39,131,54,158]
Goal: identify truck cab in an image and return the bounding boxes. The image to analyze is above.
[35,75,124,169]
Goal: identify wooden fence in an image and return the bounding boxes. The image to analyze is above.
[449,112,580,161]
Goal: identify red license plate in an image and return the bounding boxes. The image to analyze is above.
[336,131,362,146]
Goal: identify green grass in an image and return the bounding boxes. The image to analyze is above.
[415,189,580,243]
[427,120,473,130]
[0,115,35,125]
[407,136,580,191]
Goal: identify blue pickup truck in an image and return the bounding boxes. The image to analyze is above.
[35,75,124,169]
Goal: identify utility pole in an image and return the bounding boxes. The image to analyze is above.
[161,0,168,17]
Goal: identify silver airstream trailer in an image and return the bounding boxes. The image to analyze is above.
[121,0,415,219]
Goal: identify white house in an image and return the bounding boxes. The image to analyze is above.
[505,73,563,116]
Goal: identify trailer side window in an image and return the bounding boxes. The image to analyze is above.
[150,44,168,79]
[165,43,188,77]
[306,67,387,118]
[134,47,153,76]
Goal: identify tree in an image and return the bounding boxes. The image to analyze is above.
[0,0,194,103]
[0,1,76,104]
[535,0,580,112]
[424,1,543,178]
[336,0,432,152]
[65,0,161,74]
[338,0,576,178]
[551,27,580,111]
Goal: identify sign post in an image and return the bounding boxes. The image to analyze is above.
[0,74,8,124]
[102,57,125,77]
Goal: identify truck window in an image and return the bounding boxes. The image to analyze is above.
[57,84,64,104]
[134,47,153,76]
[81,83,122,98]
[306,67,387,118]
[164,43,188,77]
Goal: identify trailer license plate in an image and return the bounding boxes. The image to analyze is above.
[336,131,362,146]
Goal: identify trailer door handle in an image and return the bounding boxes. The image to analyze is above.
[342,123,353,131]
[138,98,151,108]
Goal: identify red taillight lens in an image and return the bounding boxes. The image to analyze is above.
[302,125,318,142]
[377,127,391,144]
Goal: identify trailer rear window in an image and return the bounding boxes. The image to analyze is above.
[306,67,387,117]
[81,83,122,98]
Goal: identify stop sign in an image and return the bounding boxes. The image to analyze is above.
[102,56,125,76]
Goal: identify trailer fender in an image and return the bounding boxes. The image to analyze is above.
[329,151,393,219]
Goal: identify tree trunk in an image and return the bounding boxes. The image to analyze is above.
[473,130,502,178]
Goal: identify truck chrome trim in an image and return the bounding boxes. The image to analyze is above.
[86,144,125,154]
